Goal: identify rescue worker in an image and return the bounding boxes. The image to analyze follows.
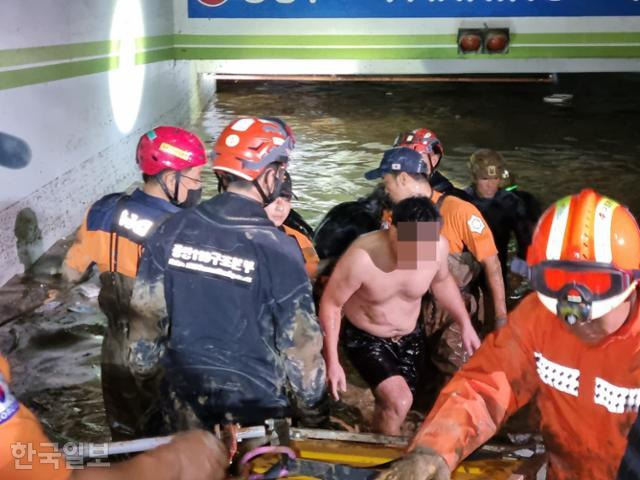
[264,171,320,280]
[127,117,326,432]
[378,189,640,480]
[366,147,507,403]
[463,149,533,279]
[393,128,471,201]
[0,355,228,479]
[501,168,542,233]
[62,126,206,440]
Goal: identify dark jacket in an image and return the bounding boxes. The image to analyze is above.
[128,192,326,426]
[464,187,533,276]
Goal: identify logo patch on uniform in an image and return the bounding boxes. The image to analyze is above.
[487,165,497,177]
[118,210,154,237]
[391,163,401,170]
[0,373,19,425]
[467,215,485,234]
[168,243,256,284]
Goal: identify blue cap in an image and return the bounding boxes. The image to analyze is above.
[364,147,427,180]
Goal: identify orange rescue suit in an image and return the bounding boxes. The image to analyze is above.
[411,292,640,480]
[0,356,70,480]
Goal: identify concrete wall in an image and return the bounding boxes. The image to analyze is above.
[0,0,215,286]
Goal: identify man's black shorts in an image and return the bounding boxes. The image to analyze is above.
[343,320,426,394]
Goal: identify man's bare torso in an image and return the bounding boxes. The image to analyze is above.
[342,230,439,338]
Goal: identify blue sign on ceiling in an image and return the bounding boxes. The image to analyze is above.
[188,0,640,19]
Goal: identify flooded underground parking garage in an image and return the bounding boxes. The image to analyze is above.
[2,1,640,479]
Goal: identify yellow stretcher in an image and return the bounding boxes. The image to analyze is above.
[248,435,547,479]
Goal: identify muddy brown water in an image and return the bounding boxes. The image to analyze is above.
[1,74,639,443]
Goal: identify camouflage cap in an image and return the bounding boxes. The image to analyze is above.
[469,149,505,179]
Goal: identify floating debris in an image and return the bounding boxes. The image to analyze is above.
[543,93,573,105]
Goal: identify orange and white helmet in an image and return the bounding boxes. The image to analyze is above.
[526,189,640,324]
[212,117,294,181]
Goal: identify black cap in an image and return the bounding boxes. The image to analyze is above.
[280,171,298,200]
[364,147,427,180]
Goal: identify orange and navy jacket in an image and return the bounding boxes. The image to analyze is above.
[411,291,640,480]
[1,356,70,480]
[64,189,179,278]
[283,225,319,280]
[380,191,497,262]
[431,190,497,262]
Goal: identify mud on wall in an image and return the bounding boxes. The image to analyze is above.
[0,1,216,286]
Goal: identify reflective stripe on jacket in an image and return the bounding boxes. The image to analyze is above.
[412,291,640,480]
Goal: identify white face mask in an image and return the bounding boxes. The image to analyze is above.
[537,282,637,322]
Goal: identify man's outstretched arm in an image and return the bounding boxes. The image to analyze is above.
[318,246,367,400]
[482,254,508,328]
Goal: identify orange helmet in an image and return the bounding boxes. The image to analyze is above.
[212,117,294,181]
[527,189,640,323]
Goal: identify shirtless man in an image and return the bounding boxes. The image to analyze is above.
[319,196,481,435]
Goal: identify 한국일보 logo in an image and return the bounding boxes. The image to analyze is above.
[0,373,20,425]
[198,0,227,6]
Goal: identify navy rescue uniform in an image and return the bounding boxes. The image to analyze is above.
[127,192,327,429]
[64,189,179,439]
[464,187,533,279]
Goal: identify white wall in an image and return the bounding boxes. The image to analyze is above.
[0,1,215,286]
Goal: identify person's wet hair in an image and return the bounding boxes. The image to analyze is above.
[392,196,441,226]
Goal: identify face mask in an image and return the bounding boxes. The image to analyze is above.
[177,187,202,209]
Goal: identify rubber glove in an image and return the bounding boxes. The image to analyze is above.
[376,447,451,480]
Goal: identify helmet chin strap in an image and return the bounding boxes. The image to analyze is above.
[216,173,228,193]
[156,172,182,206]
[253,168,284,207]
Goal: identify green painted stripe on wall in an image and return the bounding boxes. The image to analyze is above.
[512,32,640,44]
[2,32,639,70]
[0,41,115,69]
[174,34,457,46]
[174,45,640,61]
[0,35,174,69]
[136,34,175,50]
[1,31,640,91]
[0,57,115,90]
[135,47,175,65]
[172,32,640,47]
[0,47,176,91]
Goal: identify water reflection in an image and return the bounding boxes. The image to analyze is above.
[198,75,640,226]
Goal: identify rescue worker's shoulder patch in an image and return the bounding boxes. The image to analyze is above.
[0,372,19,424]
[467,214,486,234]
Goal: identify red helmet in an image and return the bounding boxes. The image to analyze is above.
[136,126,207,176]
[394,128,444,171]
[212,117,294,181]
[527,189,640,322]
